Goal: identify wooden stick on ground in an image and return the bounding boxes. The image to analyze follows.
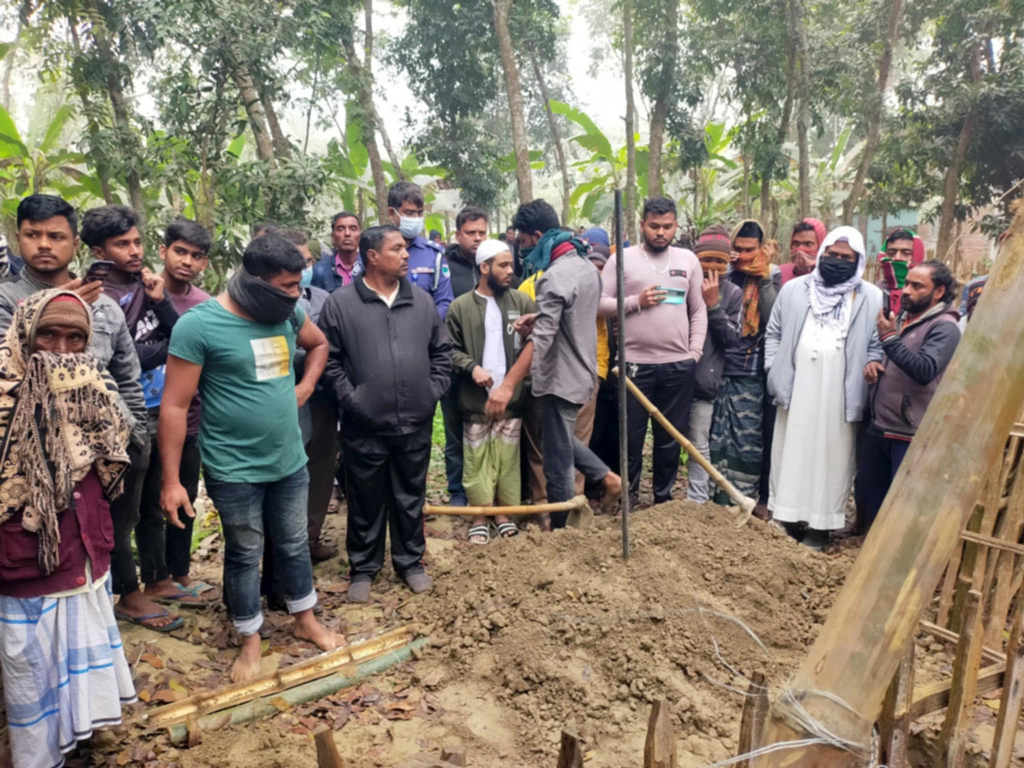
[989,600,1024,768]
[556,731,584,768]
[146,625,415,728]
[315,729,344,768]
[644,700,676,768]
[736,673,769,768]
[752,203,1024,767]
[912,662,1006,718]
[939,589,986,768]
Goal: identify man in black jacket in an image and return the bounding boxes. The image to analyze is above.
[318,225,452,603]
[687,227,743,503]
[440,206,489,507]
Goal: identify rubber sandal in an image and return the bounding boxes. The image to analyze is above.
[468,524,490,545]
[114,609,184,633]
[495,521,519,539]
[168,581,219,606]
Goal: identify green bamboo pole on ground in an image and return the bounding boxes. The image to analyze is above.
[754,206,1024,766]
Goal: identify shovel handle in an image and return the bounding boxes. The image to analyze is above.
[612,367,757,512]
[425,495,588,516]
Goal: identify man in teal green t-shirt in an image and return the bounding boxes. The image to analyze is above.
[158,232,342,684]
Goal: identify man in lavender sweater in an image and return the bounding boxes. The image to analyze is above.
[599,197,708,505]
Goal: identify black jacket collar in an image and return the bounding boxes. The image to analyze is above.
[353,274,415,306]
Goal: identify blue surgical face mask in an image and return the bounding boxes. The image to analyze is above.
[300,266,313,288]
[398,216,424,239]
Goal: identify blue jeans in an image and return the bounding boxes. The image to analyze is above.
[205,467,316,636]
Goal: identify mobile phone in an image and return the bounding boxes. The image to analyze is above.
[84,260,115,283]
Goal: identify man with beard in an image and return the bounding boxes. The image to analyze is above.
[599,197,707,506]
[780,218,826,286]
[312,211,362,292]
[445,239,536,544]
[857,261,960,532]
[686,226,743,503]
[440,206,490,507]
[765,227,884,550]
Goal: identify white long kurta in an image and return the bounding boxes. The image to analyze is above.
[769,309,857,530]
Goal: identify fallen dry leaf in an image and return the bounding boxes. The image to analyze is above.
[140,653,164,670]
[137,689,152,703]
[168,678,188,694]
[270,696,292,712]
[152,688,181,704]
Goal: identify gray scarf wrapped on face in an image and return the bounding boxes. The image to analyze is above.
[227,268,300,325]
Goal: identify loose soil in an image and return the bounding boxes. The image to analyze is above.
[18,496,1022,767]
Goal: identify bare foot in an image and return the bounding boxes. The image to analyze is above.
[116,590,179,629]
[293,610,344,652]
[230,633,263,683]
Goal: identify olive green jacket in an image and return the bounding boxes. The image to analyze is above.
[445,289,537,422]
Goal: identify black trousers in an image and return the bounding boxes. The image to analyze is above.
[110,438,150,596]
[343,424,431,581]
[855,425,911,533]
[137,424,201,584]
[589,379,620,487]
[759,380,776,504]
[625,360,696,504]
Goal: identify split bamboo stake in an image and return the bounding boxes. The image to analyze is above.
[611,367,756,522]
[989,600,1024,768]
[737,673,769,768]
[147,625,415,728]
[877,645,915,768]
[753,204,1024,767]
[644,700,676,768]
[940,590,986,768]
[315,729,344,768]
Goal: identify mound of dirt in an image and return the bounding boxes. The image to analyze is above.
[410,500,852,765]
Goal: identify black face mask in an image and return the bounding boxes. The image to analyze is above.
[227,268,299,325]
[817,256,858,286]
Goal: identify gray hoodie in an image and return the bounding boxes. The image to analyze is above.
[0,270,147,446]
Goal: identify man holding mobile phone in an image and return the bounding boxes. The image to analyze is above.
[598,197,707,507]
[81,204,190,631]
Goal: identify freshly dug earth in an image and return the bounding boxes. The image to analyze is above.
[133,500,853,768]
[407,500,851,766]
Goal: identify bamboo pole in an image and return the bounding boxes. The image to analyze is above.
[425,496,587,516]
[940,590,986,768]
[168,638,428,744]
[753,205,1024,767]
[877,645,915,768]
[736,673,769,768]
[614,188,630,560]
[148,626,415,728]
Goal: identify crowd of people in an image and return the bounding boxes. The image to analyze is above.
[0,183,984,768]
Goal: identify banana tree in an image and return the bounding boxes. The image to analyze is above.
[0,104,107,229]
[550,100,649,227]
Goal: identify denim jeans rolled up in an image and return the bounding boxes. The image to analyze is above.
[205,467,316,636]
[539,394,609,528]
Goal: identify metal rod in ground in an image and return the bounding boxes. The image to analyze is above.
[614,188,630,560]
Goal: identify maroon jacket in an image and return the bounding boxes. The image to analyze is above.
[0,470,113,597]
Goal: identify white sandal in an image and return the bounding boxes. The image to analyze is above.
[468,524,491,545]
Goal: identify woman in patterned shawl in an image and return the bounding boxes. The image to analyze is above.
[0,289,134,768]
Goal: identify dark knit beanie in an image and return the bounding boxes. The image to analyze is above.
[694,225,732,258]
[38,294,90,335]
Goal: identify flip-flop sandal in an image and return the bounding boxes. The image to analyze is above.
[170,581,219,606]
[114,609,184,633]
[495,521,519,539]
[468,524,491,545]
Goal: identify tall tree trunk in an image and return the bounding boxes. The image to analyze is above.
[257,77,290,161]
[230,55,276,166]
[342,31,392,212]
[623,0,637,243]
[842,0,904,224]
[365,137,389,223]
[493,0,533,204]
[362,0,403,179]
[741,149,751,219]
[936,41,984,260]
[646,0,678,199]
[84,0,144,217]
[760,40,797,226]
[530,50,571,226]
[790,0,811,218]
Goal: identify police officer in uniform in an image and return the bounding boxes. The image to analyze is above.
[386,181,454,318]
